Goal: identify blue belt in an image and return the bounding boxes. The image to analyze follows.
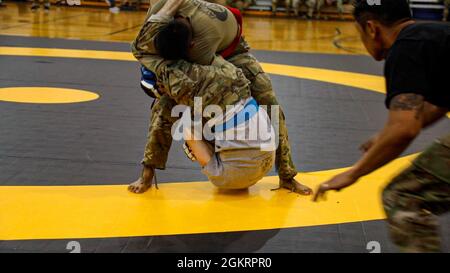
[213,98,259,133]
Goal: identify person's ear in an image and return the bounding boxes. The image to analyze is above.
[365,20,378,40]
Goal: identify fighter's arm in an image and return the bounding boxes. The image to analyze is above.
[131,15,175,78]
[131,13,167,69]
[360,100,448,153]
[349,94,424,178]
[132,0,185,61]
[314,93,426,201]
[422,102,449,128]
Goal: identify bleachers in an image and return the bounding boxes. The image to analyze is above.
[77,0,353,18]
[53,0,448,21]
[410,0,446,20]
[411,0,445,9]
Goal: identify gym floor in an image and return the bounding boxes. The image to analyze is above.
[0,2,449,253]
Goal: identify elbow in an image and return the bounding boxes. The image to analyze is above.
[131,41,143,60]
[397,125,421,143]
[131,35,152,59]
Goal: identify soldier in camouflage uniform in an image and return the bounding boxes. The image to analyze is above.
[129,0,312,194]
[135,55,275,189]
[225,0,255,12]
[314,0,450,252]
[444,0,450,22]
[292,0,316,18]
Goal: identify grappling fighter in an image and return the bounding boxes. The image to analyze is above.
[135,54,276,189]
[129,0,312,194]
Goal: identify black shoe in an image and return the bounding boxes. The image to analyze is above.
[44,3,50,10]
[31,3,39,10]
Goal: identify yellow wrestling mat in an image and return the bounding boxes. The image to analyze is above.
[0,155,415,240]
[0,47,446,241]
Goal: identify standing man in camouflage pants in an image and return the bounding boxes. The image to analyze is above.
[293,0,316,18]
[444,0,450,22]
[129,0,312,195]
[314,0,449,252]
[31,0,51,11]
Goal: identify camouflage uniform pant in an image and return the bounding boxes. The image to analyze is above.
[444,0,450,21]
[143,39,298,180]
[292,0,316,17]
[226,0,255,12]
[142,95,178,170]
[227,44,297,180]
[382,133,450,253]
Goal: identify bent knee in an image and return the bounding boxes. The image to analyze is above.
[382,170,412,217]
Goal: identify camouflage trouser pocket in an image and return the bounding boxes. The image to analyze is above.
[228,53,274,97]
[243,61,274,96]
[382,163,450,252]
[413,134,450,184]
[239,57,262,82]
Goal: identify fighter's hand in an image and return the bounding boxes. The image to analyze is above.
[313,170,358,202]
[359,134,379,153]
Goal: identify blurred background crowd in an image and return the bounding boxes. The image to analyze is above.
[0,0,448,21]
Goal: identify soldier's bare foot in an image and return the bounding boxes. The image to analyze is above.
[273,178,313,195]
[128,166,155,194]
[128,178,152,194]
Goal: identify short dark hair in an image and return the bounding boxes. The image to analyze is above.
[154,20,192,60]
[353,0,412,27]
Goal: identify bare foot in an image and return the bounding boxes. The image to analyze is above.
[128,166,155,194]
[128,177,152,194]
[272,178,313,196]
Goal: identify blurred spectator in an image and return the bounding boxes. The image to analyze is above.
[293,0,316,18]
[317,0,344,19]
[272,0,293,16]
[444,0,449,21]
[105,0,120,13]
[226,0,255,12]
[31,0,51,11]
[120,0,141,10]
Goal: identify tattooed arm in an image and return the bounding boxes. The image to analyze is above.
[314,93,427,201]
[349,94,424,175]
[422,102,449,129]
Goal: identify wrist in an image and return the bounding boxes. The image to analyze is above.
[346,167,363,181]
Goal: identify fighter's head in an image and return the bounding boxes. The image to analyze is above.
[154,17,193,60]
[353,0,413,61]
